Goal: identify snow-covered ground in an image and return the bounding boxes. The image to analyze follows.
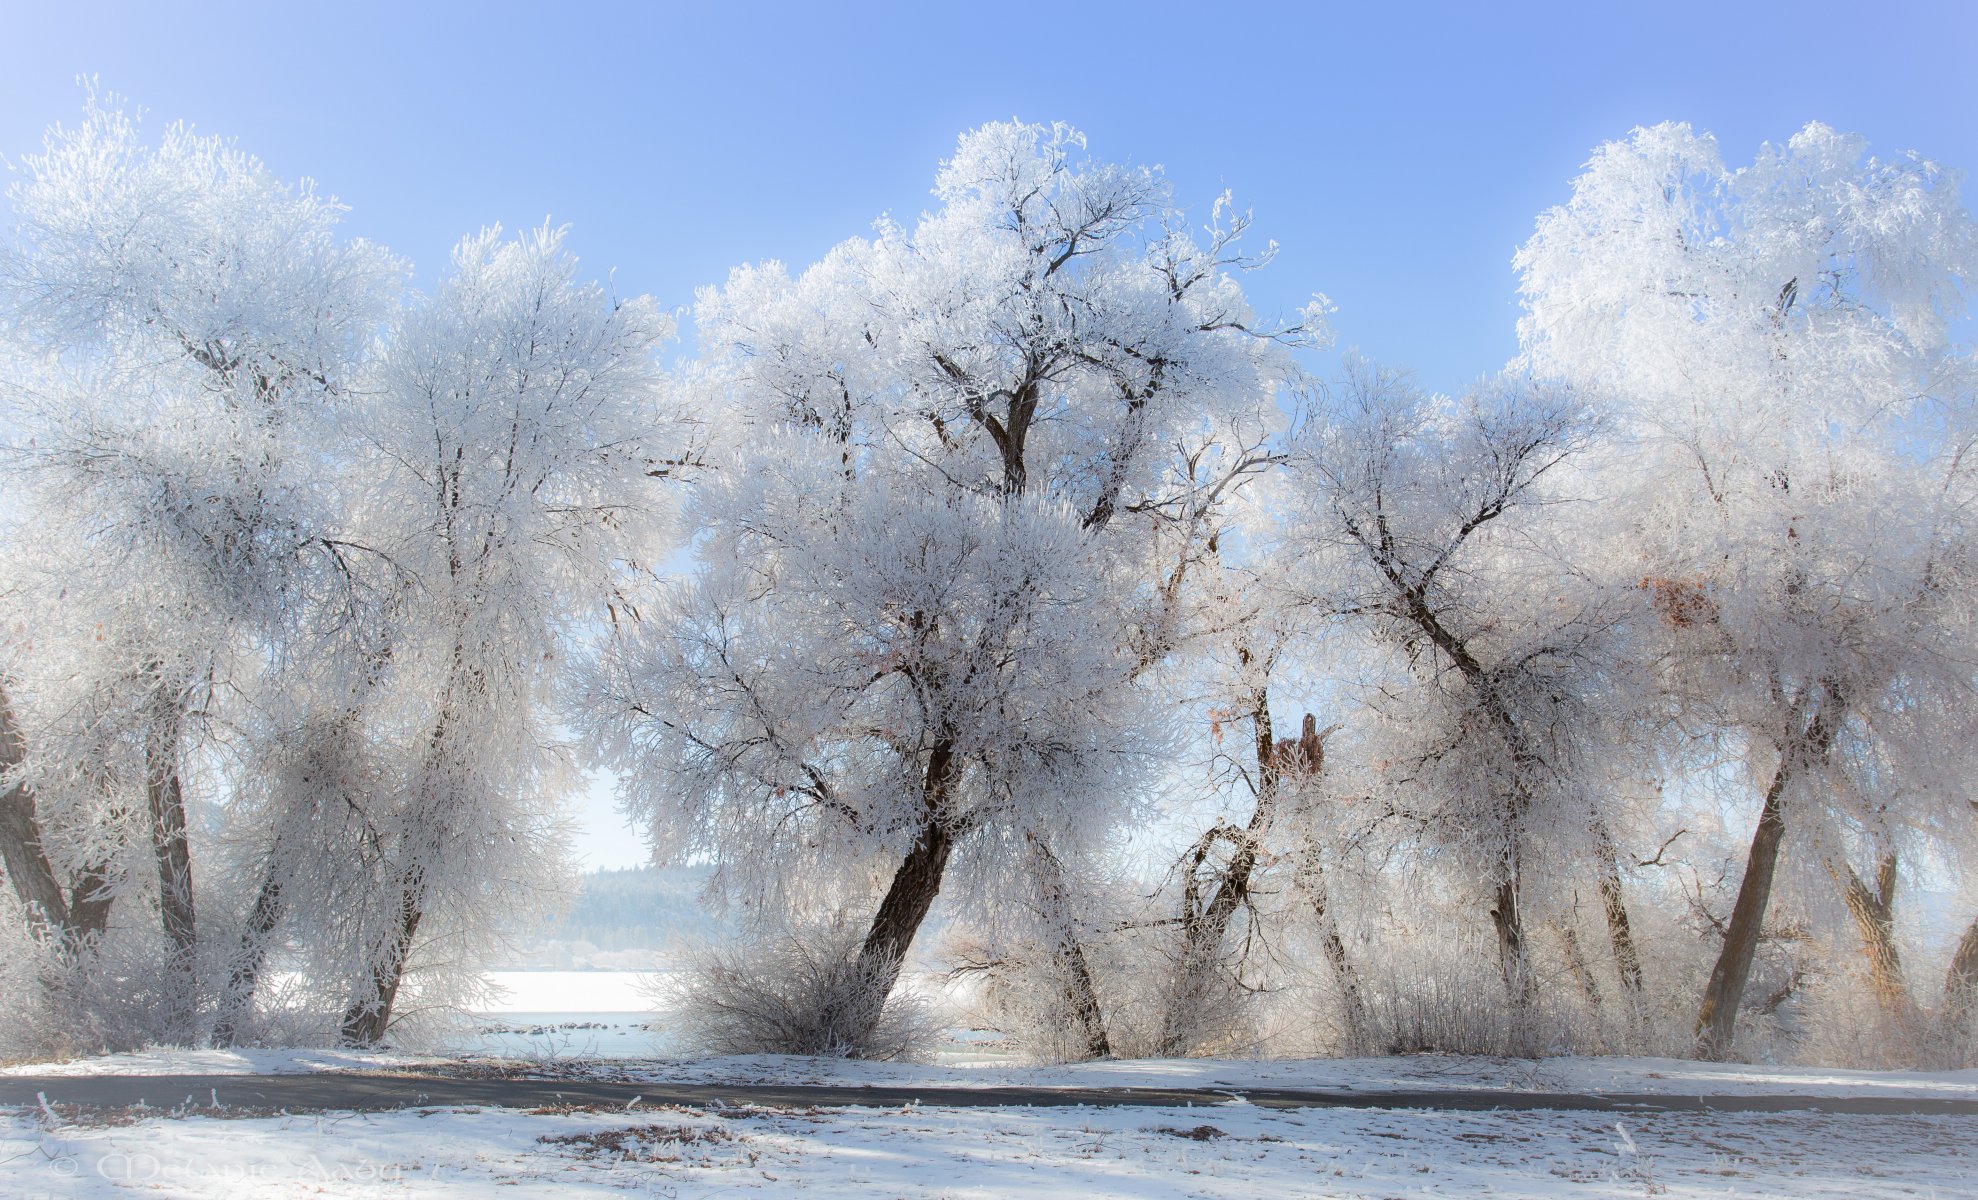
[5,970,1975,1196]
[4,1092,1971,1197]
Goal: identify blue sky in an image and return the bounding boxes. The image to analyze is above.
[5,0,1974,868]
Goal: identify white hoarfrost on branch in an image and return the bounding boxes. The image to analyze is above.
[1517,120,1978,1060]
[0,98,692,1052]
[581,120,1323,1059]
[0,94,401,1050]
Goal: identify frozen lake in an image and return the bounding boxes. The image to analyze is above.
[480,969,660,1014]
[458,969,1013,1064]
[456,970,675,1058]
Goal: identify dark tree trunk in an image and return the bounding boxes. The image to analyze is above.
[146,699,198,960]
[1027,834,1111,1060]
[1693,759,1791,1059]
[1490,872,1535,1005]
[0,786,68,935]
[0,684,71,935]
[213,860,285,1048]
[341,872,423,1045]
[856,810,955,991]
[813,739,963,1051]
[343,679,471,1046]
[145,695,199,1034]
[1694,691,1842,1060]
[66,860,115,941]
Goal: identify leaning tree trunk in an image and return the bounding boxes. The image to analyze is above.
[1695,693,1843,1060]
[1591,820,1645,1000]
[1299,864,1367,1050]
[342,657,479,1045]
[213,856,285,1048]
[1159,686,1283,1055]
[811,739,963,1051]
[0,685,70,936]
[1693,757,1792,1059]
[1560,921,1604,1011]
[341,864,425,1045]
[1026,833,1112,1060]
[1834,851,1916,1026]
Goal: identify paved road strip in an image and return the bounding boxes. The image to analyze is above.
[4,1075,1976,1116]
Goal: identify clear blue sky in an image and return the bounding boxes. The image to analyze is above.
[6,0,1974,868]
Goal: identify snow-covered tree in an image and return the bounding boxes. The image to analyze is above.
[312,225,685,1042]
[0,100,689,1051]
[1517,121,1978,1058]
[0,95,401,1040]
[583,121,1318,1055]
[1278,363,1648,1014]
[1148,545,1365,1056]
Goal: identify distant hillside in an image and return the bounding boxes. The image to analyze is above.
[497,865,730,969]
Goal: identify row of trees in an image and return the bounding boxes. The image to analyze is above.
[2,105,1975,1065]
[0,98,691,1050]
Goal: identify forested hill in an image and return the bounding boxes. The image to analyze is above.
[498,866,727,969]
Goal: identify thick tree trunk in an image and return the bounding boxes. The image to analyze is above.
[1834,852,1915,1024]
[1693,758,1791,1059]
[859,741,959,976]
[0,790,68,936]
[810,739,963,1052]
[0,680,96,944]
[66,860,115,941]
[857,813,955,992]
[1694,694,1841,1060]
[341,872,424,1045]
[145,695,199,1034]
[1490,871,1535,1005]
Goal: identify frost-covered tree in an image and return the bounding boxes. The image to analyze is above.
[1150,549,1364,1056]
[1517,121,1978,1058]
[313,226,684,1043]
[584,121,1318,1055]
[0,100,687,1052]
[1279,364,1647,1012]
[0,96,401,1039]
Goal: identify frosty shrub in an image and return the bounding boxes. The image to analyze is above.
[1355,941,1604,1059]
[957,934,1115,1065]
[658,925,942,1061]
[1785,956,1978,1071]
[1145,934,1262,1060]
[952,902,1265,1064]
[0,926,74,1064]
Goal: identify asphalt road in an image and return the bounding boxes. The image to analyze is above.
[4,1074,1976,1116]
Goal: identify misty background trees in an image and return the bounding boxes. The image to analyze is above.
[2,103,1975,1069]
